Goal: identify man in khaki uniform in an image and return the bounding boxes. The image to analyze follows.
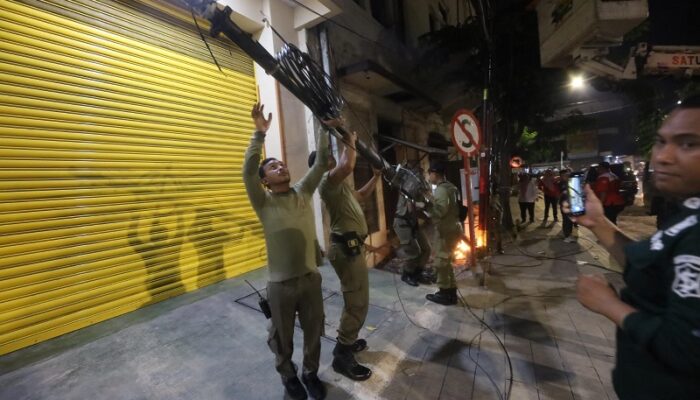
[308,129,380,381]
[394,191,432,286]
[243,103,332,400]
[424,162,462,305]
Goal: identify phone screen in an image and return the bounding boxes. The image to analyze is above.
[568,174,586,215]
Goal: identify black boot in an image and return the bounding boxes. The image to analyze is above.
[426,288,457,305]
[301,372,326,400]
[332,342,372,381]
[401,272,419,287]
[282,376,308,400]
[350,338,367,353]
[421,268,437,284]
[415,269,433,285]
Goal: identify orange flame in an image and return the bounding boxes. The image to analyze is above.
[453,239,471,265]
[452,227,486,265]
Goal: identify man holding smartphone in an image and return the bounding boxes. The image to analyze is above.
[565,95,700,399]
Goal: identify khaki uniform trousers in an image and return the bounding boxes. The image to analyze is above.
[393,217,431,275]
[327,242,369,346]
[266,271,325,379]
[433,231,460,289]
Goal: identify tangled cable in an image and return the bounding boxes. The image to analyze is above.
[275,44,344,120]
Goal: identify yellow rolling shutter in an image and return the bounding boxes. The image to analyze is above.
[0,0,266,355]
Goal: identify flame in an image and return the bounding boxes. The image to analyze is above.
[476,228,485,248]
[452,227,486,265]
[453,239,471,265]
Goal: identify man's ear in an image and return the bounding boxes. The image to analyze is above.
[260,177,269,187]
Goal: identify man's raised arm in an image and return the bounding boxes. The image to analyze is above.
[298,124,331,195]
[243,103,272,209]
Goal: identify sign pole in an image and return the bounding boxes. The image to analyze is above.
[451,109,482,280]
[463,157,478,271]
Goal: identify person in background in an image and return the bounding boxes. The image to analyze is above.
[393,166,432,287]
[557,168,577,242]
[593,161,626,224]
[570,95,700,400]
[423,162,462,306]
[517,173,538,224]
[538,169,561,223]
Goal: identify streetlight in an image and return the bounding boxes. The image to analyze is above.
[570,74,584,90]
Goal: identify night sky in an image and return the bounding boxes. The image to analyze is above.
[648,0,700,45]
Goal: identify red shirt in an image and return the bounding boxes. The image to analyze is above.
[594,172,625,206]
[539,176,561,197]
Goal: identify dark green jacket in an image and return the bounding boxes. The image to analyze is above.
[429,181,462,238]
[615,196,700,400]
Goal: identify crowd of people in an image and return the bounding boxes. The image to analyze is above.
[243,94,700,400]
[515,160,628,242]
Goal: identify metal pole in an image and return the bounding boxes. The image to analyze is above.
[478,92,490,250]
[477,0,493,254]
[464,157,477,271]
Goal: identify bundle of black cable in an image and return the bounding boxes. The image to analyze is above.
[276,43,344,120]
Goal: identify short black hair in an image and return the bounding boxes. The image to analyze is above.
[598,161,610,170]
[428,161,446,175]
[259,157,277,179]
[679,94,700,109]
[307,151,317,168]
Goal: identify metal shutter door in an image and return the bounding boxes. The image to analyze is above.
[0,0,265,355]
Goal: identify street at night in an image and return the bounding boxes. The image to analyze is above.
[1,0,698,399]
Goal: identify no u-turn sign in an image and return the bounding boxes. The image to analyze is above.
[451,109,482,157]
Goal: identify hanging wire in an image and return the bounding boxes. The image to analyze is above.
[190,6,226,75]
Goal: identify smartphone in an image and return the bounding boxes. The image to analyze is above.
[568,172,586,216]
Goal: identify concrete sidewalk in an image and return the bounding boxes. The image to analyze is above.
[0,207,626,400]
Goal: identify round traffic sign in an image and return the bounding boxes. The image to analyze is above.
[451,109,482,157]
[510,156,523,168]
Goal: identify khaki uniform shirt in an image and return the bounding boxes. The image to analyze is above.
[319,175,368,237]
[242,130,328,282]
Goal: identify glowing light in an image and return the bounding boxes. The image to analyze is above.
[570,75,584,89]
[452,227,486,265]
[453,240,470,265]
[477,229,485,248]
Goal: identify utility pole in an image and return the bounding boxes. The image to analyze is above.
[476,0,493,258]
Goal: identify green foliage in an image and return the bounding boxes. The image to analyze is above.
[517,126,538,148]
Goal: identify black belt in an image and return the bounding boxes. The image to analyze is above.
[330,232,367,244]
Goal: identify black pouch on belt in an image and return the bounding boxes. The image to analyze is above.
[333,232,363,257]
